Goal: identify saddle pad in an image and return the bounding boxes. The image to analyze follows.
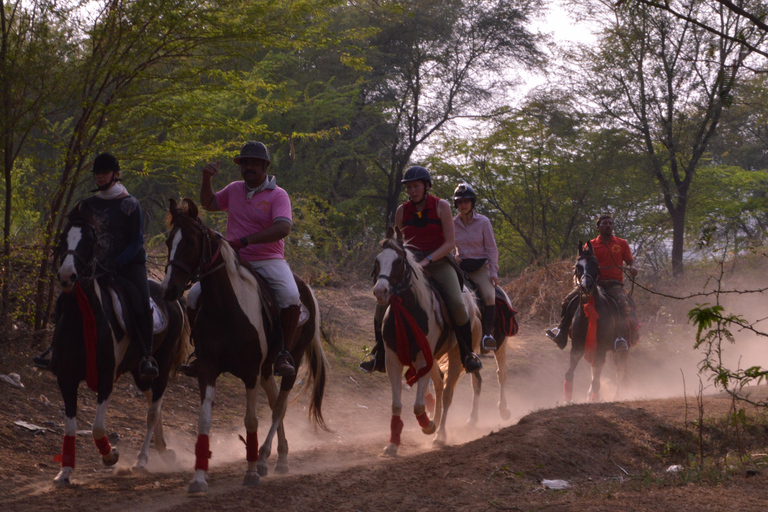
[109,289,166,335]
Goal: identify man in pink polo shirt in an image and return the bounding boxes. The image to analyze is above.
[200,141,300,377]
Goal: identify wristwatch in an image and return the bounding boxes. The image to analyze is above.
[240,237,249,247]
[426,254,433,263]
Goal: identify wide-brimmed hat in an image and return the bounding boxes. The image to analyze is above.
[233,141,271,164]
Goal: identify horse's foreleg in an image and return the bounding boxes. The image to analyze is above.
[589,355,606,403]
[495,342,511,420]
[430,366,444,428]
[134,389,163,472]
[188,384,215,495]
[564,349,583,404]
[434,349,462,447]
[242,386,261,486]
[383,348,403,457]
[54,381,78,487]
[92,397,119,467]
[413,373,435,435]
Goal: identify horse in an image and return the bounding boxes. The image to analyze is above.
[372,227,482,456]
[563,241,629,403]
[49,200,191,486]
[161,198,328,494]
[464,283,517,423]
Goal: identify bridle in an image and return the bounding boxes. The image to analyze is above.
[575,253,599,297]
[55,220,104,285]
[374,243,414,298]
[165,217,224,287]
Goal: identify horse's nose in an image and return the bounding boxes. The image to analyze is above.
[58,272,76,288]
[373,280,389,304]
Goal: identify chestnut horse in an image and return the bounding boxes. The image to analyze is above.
[161,198,327,494]
[372,227,482,456]
[49,201,190,486]
[564,241,629,402]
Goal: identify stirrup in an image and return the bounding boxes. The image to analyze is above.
[481,334,497,351]
[614,337,629,352]
[273,351,296,377]
[545,328,559,341]
[463,353,483,373]
[140,357,159,378]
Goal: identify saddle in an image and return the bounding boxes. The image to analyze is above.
[98,276,168,340]
[463,276,519,338]
[238,261,310,333]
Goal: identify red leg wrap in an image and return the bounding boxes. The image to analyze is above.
[416,411,431,428]
[425,393,436,415]
[246,431,259,462]
[94,435,112,456]
[54,435,76,468]
[194,434,212,471]
[389,415,404,446]
[564,380,574,402]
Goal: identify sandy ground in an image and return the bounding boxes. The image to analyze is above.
[1,283,767,511]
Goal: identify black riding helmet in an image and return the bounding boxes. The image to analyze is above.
[91,152,121,192]
[453,183,476,209]
[234,141,271,165]
[401,165,432,187]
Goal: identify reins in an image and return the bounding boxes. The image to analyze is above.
[166,218,225,287]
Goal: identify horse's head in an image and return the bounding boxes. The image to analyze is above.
[575,240,599,295]
[56,201,102,290]
[372,226,412,305]
[162,198,213,300]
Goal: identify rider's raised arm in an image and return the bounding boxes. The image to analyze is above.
[200,161,221,212]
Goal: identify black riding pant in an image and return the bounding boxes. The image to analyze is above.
[116,262,153,357]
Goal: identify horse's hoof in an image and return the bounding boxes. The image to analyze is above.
[499,407,512,421]
[188,479,208,495]
[382,443,398,457]
[433,437,446,448]
[160,449,176,466]
[421,420,436,435]
[53,475,71,487]
[466,416,478,427]
[131,463,148,474]
[256,461,269,477]
[102,448,119,466]
[275,457,289,475]
[243,470,260,487]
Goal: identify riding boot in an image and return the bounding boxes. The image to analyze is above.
[178,305,199,377]
[274,305,300,377]
[138,309,159,379]
[545,296,578,350]
[359,318,385,373]
[481,304,497,350]
[455,320,482,373]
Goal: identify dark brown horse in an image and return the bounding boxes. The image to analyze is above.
[372,227,482,455]
[161,198,327,494]
[564,241,629,402]
[49,201,191,486]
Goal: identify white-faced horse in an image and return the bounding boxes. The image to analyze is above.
[161,198,328,494]
[372,227,482,455]
[49,201,190,486]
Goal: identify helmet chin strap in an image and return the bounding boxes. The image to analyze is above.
[90,173,121,193]
[410,182,429,206]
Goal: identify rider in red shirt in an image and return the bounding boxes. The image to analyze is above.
[545,214,639,349]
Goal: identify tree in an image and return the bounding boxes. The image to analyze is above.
[569,0,765,275]
[359,0,546,225]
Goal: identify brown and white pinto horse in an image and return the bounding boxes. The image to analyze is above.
[372,227,482,456]
[161,198,328,494]
[49,201,191,486]
[564,241,629,403]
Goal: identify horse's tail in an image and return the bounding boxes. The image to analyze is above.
[300,286,329,431]
[170,297,193,378]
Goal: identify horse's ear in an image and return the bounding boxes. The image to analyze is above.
[586,240,594,252]
[385,225,395,240]
[578,240,584,255]
[394,226,404,243]
[181,197,199,218]
[168,198,177,213]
